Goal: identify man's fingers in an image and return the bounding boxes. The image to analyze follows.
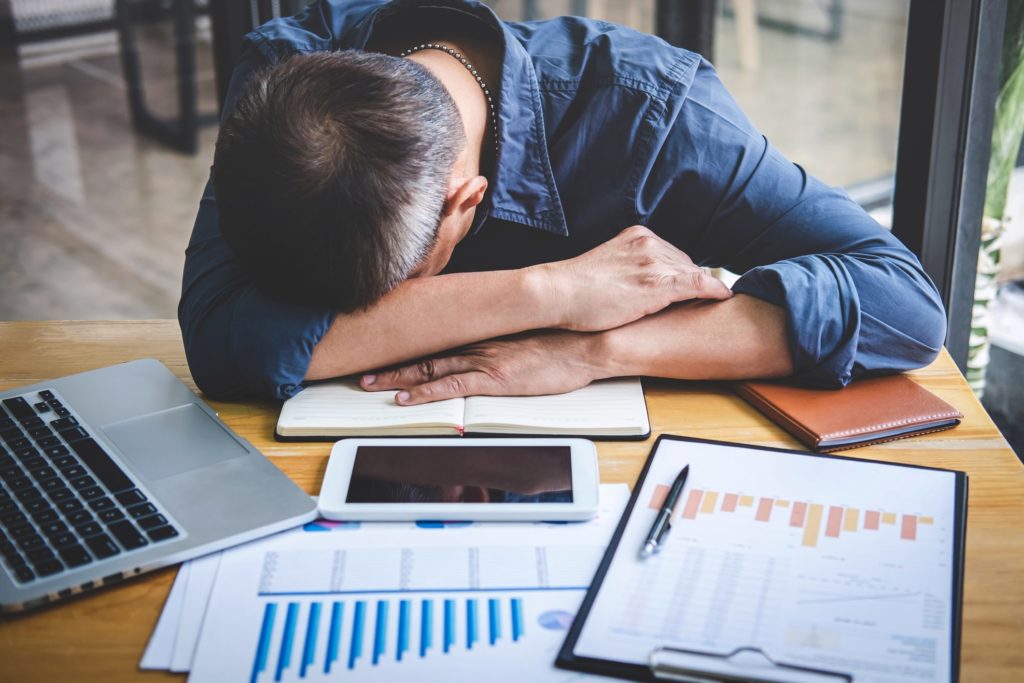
[394,371,495,405]
[362,356,468,391]
[680,268,733,300]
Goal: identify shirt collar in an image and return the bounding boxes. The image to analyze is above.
[342,0,569,236]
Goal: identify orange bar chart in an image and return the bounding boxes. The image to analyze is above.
[647,485,934,548]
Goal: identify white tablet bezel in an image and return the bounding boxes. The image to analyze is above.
[317,437,600,521]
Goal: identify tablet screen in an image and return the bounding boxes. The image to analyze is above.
[346,445,573,504]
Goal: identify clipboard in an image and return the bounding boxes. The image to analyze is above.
[556,435,968,682]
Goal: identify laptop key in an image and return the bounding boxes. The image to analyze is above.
[39,520,68,537]
[50,417,78,431]
[28,426,53,440]
[70,476,95,490]
[80,486,104,500]
[14,565,35,583]
[8,439,31,452]
[24,497,49,512]
[47,488,74,502]
[97,508,124,524]
[127,503,157,519]
[108,520,147,549]
[50,532,77,548]
[67,510,93,525]
[59,466,86,479]
[9,523,35,538]
[17,534,45,551]
[0,500,17,516]
[38,390,55,401]
[76,522,103,537]
[54,407,70,418]
[58,544,92,567]
[30,466,56,481]
[41,478,65,492]
[1,510,28,527]
[89,497,116,512]
[136,514,167,530]
[115,489,146,506]
[56,499,84,514]
[8,476,31,491]
[19,416,44,430]
[45,445,70,459]
[33,559,63,577]
[0,468,23,483]
[5,548,27,566]
[36,436,61,449]
[26,547,55,563]
[69,439,134,494]
[30,508,59,524]
[14,446,39,460]
[1,511,28,528]
[16,487,42,502]
[1,397,33,420]
[146,525,179,542]
[85,533,120,559]
[23,456,46,470]
[60,427,89,442]
[34,402,50,414]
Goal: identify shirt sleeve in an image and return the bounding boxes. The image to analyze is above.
[178,52,334,399]
[641,59,947,387]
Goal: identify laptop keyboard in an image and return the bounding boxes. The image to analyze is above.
[0,389,180,584]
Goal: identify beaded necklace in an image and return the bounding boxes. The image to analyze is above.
[399,42,499,157]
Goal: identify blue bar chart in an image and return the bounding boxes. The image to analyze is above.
[249,594,538,682]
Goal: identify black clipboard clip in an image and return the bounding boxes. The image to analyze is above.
[649,645,852,683]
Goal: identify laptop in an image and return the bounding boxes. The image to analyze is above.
[0,359,317,612]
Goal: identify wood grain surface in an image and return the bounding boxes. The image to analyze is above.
[0,320,1021,681]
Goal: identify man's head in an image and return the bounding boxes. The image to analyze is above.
[214,50,484,311]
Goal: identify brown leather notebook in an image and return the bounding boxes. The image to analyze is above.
[734,374,963,452]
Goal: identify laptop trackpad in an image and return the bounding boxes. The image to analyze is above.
[101,404,248,482]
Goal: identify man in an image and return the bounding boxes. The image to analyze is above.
[180,0,946,404]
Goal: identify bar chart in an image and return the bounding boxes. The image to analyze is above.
[248,592,568,683]
[649,485,935,547]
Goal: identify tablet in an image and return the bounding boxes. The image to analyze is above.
[317,438,600,521]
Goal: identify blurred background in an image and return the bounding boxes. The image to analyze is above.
[0,0,1020,455]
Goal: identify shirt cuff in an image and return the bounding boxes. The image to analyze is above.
[733,255,860,388]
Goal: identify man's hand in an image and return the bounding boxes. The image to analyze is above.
[539,225,733,331]
[360,332,605,405]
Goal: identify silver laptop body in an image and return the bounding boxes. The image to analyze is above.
[0,359,317,612]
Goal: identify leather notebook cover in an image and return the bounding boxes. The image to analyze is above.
[734,374,964,452]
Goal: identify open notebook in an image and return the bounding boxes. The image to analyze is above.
[275,378,650,440]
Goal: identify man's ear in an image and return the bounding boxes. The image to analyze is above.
[442,175,488,217]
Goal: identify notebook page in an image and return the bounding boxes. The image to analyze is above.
[277,381,465,436]
[463,378,648,435]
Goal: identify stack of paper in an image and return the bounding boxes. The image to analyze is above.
[141,485,629,682]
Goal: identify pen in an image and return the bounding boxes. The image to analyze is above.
[640,465,689,559]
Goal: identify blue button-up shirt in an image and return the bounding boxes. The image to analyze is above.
[179,0,946,400]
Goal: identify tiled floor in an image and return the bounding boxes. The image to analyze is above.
[0,25,218,320]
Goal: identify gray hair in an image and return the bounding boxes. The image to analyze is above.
[214,50,467,310]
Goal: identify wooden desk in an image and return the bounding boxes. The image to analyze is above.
[0,320,1021,681]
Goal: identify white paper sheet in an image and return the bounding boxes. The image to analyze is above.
[573,440,959,683]
[169,553,222,672]
[140,560,190,670]
[186,485,630,682]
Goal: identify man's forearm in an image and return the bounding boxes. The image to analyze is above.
[306,268,556,380]
[594,293,794,381]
